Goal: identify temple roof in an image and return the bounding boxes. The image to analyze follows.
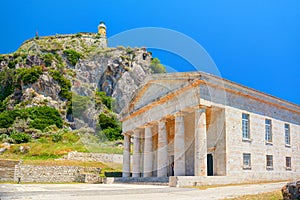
[119,72,300,120]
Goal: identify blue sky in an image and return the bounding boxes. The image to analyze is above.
[1,0,299,105]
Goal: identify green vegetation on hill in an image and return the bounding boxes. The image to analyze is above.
[150,58,166,73]
[63,49,82,66]
[49,69,72,100]
[17,66,43,85]
[0,68,15,102]
[0,129,123,160]
[0,33,165,162]
[0,106,62,131]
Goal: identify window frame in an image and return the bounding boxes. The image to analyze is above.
[265,119,272,144]
[243,153,251,170]
[286,157,291,170]
[242,113,250,141]
[266,155,273,170]
[285,124,291,147]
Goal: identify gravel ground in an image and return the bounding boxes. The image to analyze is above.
[0,182,286,200]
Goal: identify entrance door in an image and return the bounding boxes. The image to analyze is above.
[169,155,174,176]
[207,154,213,176]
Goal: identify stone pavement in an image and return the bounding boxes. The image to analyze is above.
[0,182,286,200]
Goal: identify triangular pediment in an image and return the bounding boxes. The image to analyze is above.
[132,79,190,111]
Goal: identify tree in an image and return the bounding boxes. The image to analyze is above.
[150,58,166,74]
[17,66,43,85]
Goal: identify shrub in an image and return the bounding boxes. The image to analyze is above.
[0,106,63,131]
[7,60,17,69]
[27,106,63,130]
[43,53,54,67]
[17,66,43,85]
[95,91,113,110]
[72,94,91,117]
[75,33,82,38]
[98,113,119,130]
[0,55,4,62]
[10,132,31,144]
[98,112,122,141]
[53,53,63,65]
[62,131,80,143]
[63,49,82,66]
[51,133,62,143]
[0,110,19,128]
[49,70,72,100]
[101,127,122,141]
[150,58,166,74]
[0,68,17,101]
[126,47,134,54]
[0,134,9,142]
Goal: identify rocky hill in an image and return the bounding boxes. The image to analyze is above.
[0,32,162,144]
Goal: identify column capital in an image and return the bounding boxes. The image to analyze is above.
[133,128,142,134]
[158,117,168,123]
[123,132,132,137]
[195,107,206,113]
[195,105,207,111]
[140,121,159,128]
[174,111,186,117]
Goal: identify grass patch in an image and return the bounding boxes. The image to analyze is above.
[192,180,289,190]
[22,159,107,168]
[99,162,122,177]
[223,190,282,200]
[0,135,123,164]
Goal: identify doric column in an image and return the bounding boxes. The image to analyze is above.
[132,129,141,177]
[122,133,131,178]
[157,119,168,177]
[174,113,185,176]
[194,108,207,176]
[143,125,153,177]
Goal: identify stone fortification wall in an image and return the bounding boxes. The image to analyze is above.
[14,164,101,183]
[0,160,20,181]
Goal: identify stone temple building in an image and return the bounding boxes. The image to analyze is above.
[119,72,300,186]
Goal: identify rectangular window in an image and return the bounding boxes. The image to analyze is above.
[242,113,250,139]
[285,124,291,146]
[265,119,272,143]
[286,157,291,170]
[243,153,251,169]
[266,155,273,169]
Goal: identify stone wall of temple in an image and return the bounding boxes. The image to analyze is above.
[120,72,300,185]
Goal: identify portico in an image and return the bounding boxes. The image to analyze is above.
[122,107,210,178]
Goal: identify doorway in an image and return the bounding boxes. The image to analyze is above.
[169,155,174,176]
[207,154,213,176]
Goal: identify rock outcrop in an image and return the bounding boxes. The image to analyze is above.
[74,47,152,113]
[0,33,154,129]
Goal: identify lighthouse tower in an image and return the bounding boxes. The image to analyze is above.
[98,21,106,36]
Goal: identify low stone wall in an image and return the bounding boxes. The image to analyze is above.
[0,160,20,181]
[66,151,129,164]
[14,164,101,183]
